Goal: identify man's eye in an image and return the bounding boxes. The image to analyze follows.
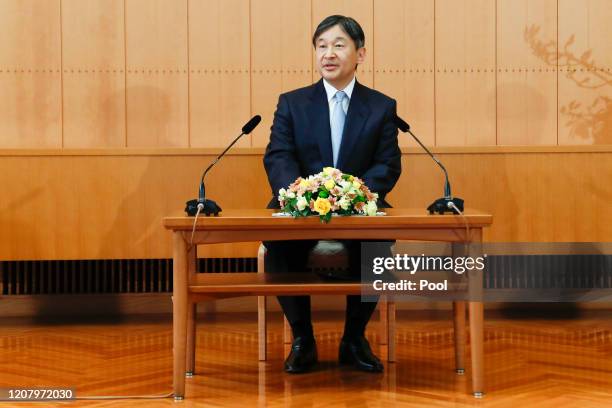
[335,44,344,48]
[318,45,327,49]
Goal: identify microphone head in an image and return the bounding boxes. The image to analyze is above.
[242,115,262,134]
[394,115,410,133]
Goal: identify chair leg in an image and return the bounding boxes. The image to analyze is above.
[185,303,196,377]
[388,300,396,362]
[283,316,292,356]
[378,296,389,361]
[257,244,268,361]
[453,301,466,374]
[258,296,267,361]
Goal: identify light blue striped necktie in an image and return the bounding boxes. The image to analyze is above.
[331,91,347,167]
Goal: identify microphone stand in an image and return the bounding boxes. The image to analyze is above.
[395,117,464,215]
[185,115,261,216]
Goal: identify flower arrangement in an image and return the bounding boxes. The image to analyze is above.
[278,167,379,223]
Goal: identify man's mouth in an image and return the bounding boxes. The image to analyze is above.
[323,64,338,71]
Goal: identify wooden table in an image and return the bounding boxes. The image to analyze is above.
[163,208,492,399]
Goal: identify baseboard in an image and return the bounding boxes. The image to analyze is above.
[1,294,611,318]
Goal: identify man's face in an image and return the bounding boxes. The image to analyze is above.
[315,24,366,89]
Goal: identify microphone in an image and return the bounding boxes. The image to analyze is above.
[185,115,262,216]
[394,115,464,215]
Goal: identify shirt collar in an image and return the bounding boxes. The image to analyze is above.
[323,76,356,102]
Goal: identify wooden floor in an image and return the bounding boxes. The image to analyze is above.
[1,308,612,407]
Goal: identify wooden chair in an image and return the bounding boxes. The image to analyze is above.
[256,241,397,362]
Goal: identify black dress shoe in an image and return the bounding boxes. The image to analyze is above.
[339,336,384,372]
[284,336,318,374]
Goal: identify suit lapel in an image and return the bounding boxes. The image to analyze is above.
[307,79,333,167]
[337,81,370,169]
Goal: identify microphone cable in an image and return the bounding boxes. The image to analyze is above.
[74,391,175,401]
[190,203,204,248]
[447,201,470,247]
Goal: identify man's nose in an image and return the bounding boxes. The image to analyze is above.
[324,47,336,59]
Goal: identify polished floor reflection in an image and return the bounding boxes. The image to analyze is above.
[1,309,612,407]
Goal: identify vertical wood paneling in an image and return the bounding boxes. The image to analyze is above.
[312,0,374,88]
[125,0,188,147]
[62,0,126,148]
[497,0,557,145]
[250,0,312,147]
[435,0,496,146]
[189,0,250,148]
[374,0,435,147]
[0,0,62,148]
[0,1,611,149]
[558,0,612,145]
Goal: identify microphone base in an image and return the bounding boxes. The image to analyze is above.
[185,199,222,216]
[427,197,464,215]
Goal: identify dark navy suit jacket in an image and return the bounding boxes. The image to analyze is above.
[263,79,402,209]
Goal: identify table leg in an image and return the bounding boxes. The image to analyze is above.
[186,303,196,376]
[469,301,484,397]
[185,245,197,376]
[173,233,188,400]
[453,301,466,374]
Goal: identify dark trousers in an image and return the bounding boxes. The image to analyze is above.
[262,240,392,340]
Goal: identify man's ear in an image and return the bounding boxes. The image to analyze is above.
[357,47,366,64]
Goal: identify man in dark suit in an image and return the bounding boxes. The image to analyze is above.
[263,15,401,374]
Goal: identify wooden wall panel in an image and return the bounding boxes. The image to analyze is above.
[558,0,612,145]
[435,0,496,146]
[189,0,251,148]
[497,0,557,145]
[374,0,435,147]
[1,1,611,149]
[312,0,374,88]
[390,150,612,242]
[0,0,62,148]
[125,0,188,147]
[1,149,611,260]
[250,0,313,148]
[62,0,126,148]
[0,153,270,260]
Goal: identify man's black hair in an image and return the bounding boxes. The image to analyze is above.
[312,15,365,49]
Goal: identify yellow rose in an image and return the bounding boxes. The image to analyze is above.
[352,180,361,190]
[299,179,310,188]
[324,179,335,190]
[313,197,331,215]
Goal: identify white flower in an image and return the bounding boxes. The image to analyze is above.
[366,201,377,216]
[323,167,335,176]
[278,188,287,198]
[296,196,308,211]
[286,191,296,199]
[338,196,350,210]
